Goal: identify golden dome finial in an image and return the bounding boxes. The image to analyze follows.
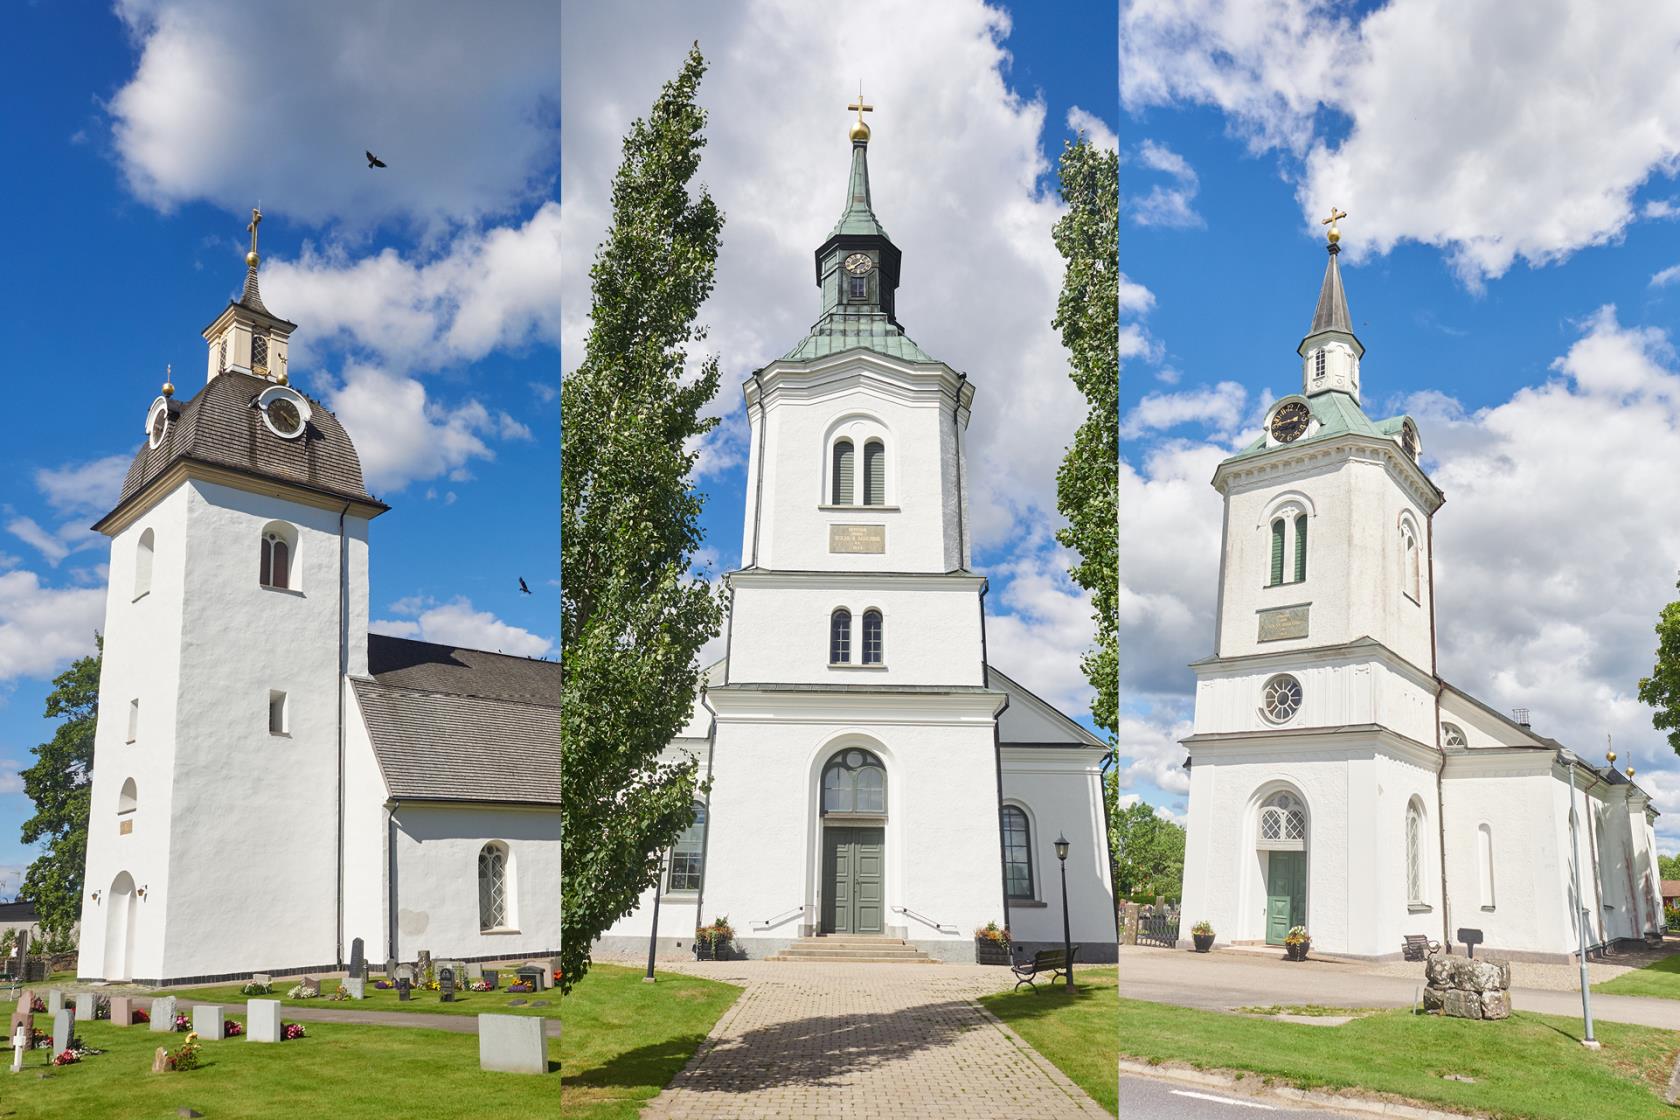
[277,353,289,385]
[1607,750,1617,765]
[246,205,263,268]
[1322,205,1348,245]
[848,82,873,143]
[162,363,174,398]
[1628,766,1637,778]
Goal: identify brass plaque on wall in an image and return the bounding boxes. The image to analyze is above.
[1258,604,1309,642]
[829,524,886,554]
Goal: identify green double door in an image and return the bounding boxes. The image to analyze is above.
[1265,850,1306,945]
[822,826,884,934]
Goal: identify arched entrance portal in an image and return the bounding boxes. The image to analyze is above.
[1257,791,1307,945]
[103,871,137,981]
[820,749,887,934]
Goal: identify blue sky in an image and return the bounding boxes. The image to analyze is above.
[0,2,561,898]
[562,2,1118,737]
[1117,1,1680,848]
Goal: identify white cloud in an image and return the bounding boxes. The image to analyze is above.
[34,456,129,517]
[1653,263,1680,288]
[326,364,517,494]
[1122,0,1680,284]
[985,537,1099,716]
[1066,106,1118,152]
[109,0,558,232]
[561,0,1086,552]
[1121,381,1248,438]
[0,570,104,682]
[5,516,100,567]
[1129,139,1204,229]
[370,597,551,658]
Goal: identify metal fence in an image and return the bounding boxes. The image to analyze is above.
[1138,914,1180,948]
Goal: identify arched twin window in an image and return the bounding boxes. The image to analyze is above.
[1406,798,1426,907]
[260,521,298,591]
[134,528,155,599]
[1267,512,1308,587]
[830,608,883,665]
[1257,791,1306,849]
[478,841,511,930]
[1001,805,1035,900]
[822,749,886,814]
[668,802,706,892]
[830,437,885,505]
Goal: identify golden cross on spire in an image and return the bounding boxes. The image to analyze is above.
[1321,205,1348,244]
[848,81,873,141]
[246,206,263,266]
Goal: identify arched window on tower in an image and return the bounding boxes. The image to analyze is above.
[1294,513,1308,582]
[478,841,511,930]
[862,440,885,505]
[1268,509,1308,587]
[668,803,706,892]
[117,778,138,836]
[1269,519,1285,586]
[1406,798,1427,907]
[862,609,883,665]
[260,521,298,591]
[830,609,852,664]
[1001,805,1035,900]
[134,528,155,600]
[1401,522,1421,602]
[832,439,855,505]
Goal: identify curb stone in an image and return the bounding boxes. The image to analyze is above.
[1118,1059,1494,1119]
[1666,1045,1680,1105]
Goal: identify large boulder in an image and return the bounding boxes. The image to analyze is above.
[1442,989,1483,1019]
[1480,990,1511,1020]
[1422,986,1446,1012]
[1424,954,1510,993]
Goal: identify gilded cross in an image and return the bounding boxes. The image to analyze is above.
[848,82,873,124]
[1321,206,1347,243]
[247,206,263,257]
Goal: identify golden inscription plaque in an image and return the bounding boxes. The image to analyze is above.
[1257,604,1309,642]
[829,524,886,554]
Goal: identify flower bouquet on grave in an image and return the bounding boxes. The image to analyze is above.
[469,979,492,992]
[173,1012,192,1032]
[165,1033,201,1072]
[286,983,321,999]
[133,1009,150,1024]
[373,979,393,990]
[29,996,45,1013]
[30,1028,50,1050]
[223,1020,243,1037]
[329,983,350,1001]
[94,994,111,1020]
[1283,925,1311,962]
[507,982,534,993]
[239,981,272,996]
[280,1022,306,1041]
[52,1049,79,1066]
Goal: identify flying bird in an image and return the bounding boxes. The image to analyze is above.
[518,577,532,595]
[366,150,387,169]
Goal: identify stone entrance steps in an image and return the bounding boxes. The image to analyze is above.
[767,936,939,964]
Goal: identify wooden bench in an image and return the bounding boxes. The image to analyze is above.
[1012,946,1079,991]
[1402,934,1441,962]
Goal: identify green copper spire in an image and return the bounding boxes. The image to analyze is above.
[828,132,892,240]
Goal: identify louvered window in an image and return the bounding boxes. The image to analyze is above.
[1269,519,1285,586]
[832,440,855,505]
[830,609,852,663]
[863,441,885,505]
[478,843,508,929]
[1294,513,1308,582]
[862,610,883,664]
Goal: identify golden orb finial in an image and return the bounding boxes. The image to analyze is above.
[246,205,263,268]
[162,363,174,398]
[246,249,260,267]
[1607,750,1618,765]
[1322,205,1348,245]
[1628,766,1637,778]
[848,82,873,143]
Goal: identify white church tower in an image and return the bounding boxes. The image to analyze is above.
[79,210,388,983]
[1179,211,1447,957]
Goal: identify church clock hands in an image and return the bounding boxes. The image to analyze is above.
[843,252,874,275]
[1269,400,1311,443]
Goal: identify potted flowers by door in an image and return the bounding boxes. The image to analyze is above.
[1283,925,1311,961]
[974,922,1012,965]
[1191,920,1215,953]
[695,916,735,960]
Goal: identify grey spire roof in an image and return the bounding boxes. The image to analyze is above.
[829,139,891,240]
[239,263,272,316]
[1309,244,1353,337]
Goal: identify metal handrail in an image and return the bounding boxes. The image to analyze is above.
[891,905,958,934]
[753,904,812,931]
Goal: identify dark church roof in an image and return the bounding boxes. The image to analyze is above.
[96,371,383,531]
[353,635,558,806]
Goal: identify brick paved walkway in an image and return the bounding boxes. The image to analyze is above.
[639,961,1110,1119]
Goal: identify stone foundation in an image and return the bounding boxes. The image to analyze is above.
[1423,955,1511,1020]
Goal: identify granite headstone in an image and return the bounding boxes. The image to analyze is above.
[149,996,177,1032]
[193,1004,225,1041]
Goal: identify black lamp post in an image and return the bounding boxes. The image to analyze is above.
[1054,832,1075,991]
[644,852,666,984]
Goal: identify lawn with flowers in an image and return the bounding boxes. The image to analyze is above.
[0,1016,558,1120]
[164,974,561,1018]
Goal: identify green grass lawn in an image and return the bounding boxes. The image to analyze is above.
[0,1016,557,1120]
[1596,954,1680,1000]
[165,976,559,1018]
[561,962,743,1120]
[979,965,1119,1116]
[1116,996,1680,1120]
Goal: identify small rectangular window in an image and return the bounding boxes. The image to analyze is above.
[848,275,867,301]
[127,698,140,743]
[269,690,288,735]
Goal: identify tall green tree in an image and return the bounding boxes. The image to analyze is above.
[1111,798,1186,901]
[20,639,101,935]
[1638,578,1680,756]
[559,44,724,994]
[1658,853,1680,882]
[1051,135,1119,742]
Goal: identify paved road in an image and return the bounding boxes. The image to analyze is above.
[1120,946,1680,1030]
[1121,1075,1366,1118]
[641,960,1111,1119]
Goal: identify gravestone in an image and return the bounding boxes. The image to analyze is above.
[108,996,134,1027]
[349,937,366,980]
[8,991,35,1042]
[149,996,177,1032]
[151,1046,169,1072]
[10,1020,25,1073]
[52,1008,73,1055]
[439,966,456,1002]
[482,969,499,990]
[297,976,320,998]
[466,961,484,982]
[382,956,398,979]
[417,949,431,976]
[515,966,545,990]
[46,990,65,1015]
[392,963,417,985]
[344,977,365,1000]
[193,1004,225,1041]
[11,931,27,978]
[477,1013,546,1074]
[74,993,94,1022]
[396,977,411,1001]
[246,999,282,1043]
[12,1012,31,1053]
[251,973,271,988]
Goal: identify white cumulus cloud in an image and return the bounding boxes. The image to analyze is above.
[371,597,551,658]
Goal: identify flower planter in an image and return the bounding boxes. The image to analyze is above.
[975,939,1012,966]
[1284,941,1310,961]
[1192,933,1215,953]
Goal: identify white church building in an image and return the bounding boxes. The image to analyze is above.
[596,110,1115,963]
[76,211,560,985]
[1177,216,1663,962]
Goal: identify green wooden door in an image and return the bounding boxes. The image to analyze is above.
[823,827,885,934]
[1265,851,1305,945]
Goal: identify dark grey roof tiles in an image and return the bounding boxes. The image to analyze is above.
[1308,245,1354,338]
[239,264,273,316]
[367,634,558,708]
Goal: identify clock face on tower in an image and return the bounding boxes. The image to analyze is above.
[843,252,874,276]
[1269,401,1311,443]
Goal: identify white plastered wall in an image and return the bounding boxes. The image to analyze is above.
[999,747,1114,946]
[341,687,388,960]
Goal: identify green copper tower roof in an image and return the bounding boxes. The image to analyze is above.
[783,103,937,365]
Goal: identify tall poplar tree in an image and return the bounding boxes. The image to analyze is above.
[559,44,724,993]
[1638,577,1680,756]
[19,639,101,934]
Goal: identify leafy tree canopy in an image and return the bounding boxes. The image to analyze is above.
[20,637,101,936]
[1638,578,1680,757]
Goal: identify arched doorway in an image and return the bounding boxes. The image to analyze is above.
[819,748,887,935]
[103,871,137,981]
[1256,791,1307,945]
